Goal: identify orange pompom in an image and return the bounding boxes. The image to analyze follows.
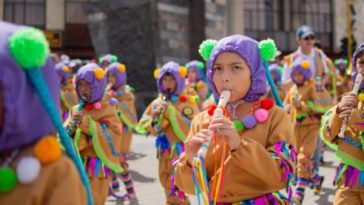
[154,68,160,79]
[34,136,62,165]
[117,64,126,72]
[261,98,274,110]
[301,60,310,70]
[62,66,70,73]
[179,66,187,78]
[94,67,105,80]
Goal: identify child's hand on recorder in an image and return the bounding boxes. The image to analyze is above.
[209,115,241,151]
[337,93,359,119]
[184,129,211,166]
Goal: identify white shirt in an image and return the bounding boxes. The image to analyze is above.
[282,47,329,81]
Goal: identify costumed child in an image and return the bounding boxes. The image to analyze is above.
[335,58,353,99]
[64,63,123,205]
[267,63,286,100]
[284,57,333,204]
[185,60,209,107]
[99,54,118,70]
[55,62,79,121]
[138,61,200,204]
[106,62,137,199]
[0,22,92,205]
[175,35,296,204]
[321,44,364,205]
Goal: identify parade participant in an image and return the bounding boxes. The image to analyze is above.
[99,54,118,70]
[335,58,353,98]
[185,60,209,107]
[55,62,79,121]
[106,62,137,198]
[175,35,296,204]
[284,58,333,204]
[138,61,200,204]
[282,25,333,92]
[64,63,123,205]
[267,63,286,100]
[321,44,364,205]
[0,21,91,205]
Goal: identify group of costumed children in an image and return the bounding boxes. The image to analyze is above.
[0,20,360,205]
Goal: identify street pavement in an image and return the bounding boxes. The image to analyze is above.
[106,134,337,205]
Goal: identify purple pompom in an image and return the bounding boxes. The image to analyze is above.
[242,115,257,129]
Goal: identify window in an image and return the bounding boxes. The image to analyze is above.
[4,0,45,28]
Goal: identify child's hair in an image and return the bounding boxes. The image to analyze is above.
[199,35,278,103]
[290,57,312,84]
[75,63,107,103]
[154,61,187,96]
[106,62,127,89]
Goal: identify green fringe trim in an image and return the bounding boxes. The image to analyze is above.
[60,90,71,110]
[319,111,338,151]
[306,101,331,113]
[167,101,187,141]
[331,73,337,95]
[117,109,136,130]
[88,117,123,173]
[336,150,364,171]
[360,132,364,150]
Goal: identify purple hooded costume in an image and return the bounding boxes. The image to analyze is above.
[290,57,313,85]
[55,62,71,82]
[186,60,204,81]
[107,62,127,90]
[157,61,185,96]
[269,63,283,84]
[0,21,60,151]
[352,43,364,89]
[75,63,107,104]
[206,35,267,102]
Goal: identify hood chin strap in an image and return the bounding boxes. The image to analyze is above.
[226,100,245,120]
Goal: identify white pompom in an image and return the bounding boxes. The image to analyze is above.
[125,85,130,93]
[16,157,41,184]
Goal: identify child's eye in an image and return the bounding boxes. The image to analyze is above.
[213,66,221,71]
[233,65,242,70]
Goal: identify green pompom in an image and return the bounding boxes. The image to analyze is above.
[111,55,118,63]
[0,167,17,193]
[277,66,283,74]
[233,120,244,132]
[8,28,49,69]
[199,39,217,61]
[197,62,205,70]
[258,38,277,62]
[130,87,136,94]
[117,110,122,117]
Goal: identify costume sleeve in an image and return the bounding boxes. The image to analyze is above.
[174,114,202,194]
[229,107,296,194]
[44,155,87,205]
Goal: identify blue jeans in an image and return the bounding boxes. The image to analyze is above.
[312,136,322,172]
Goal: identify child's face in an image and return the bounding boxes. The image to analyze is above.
[0,85,3,132]
[356,53,364,75]
[77,80,92,102]
[161,73,177,94]
[213,52,251,102]
[293,70,305,85]
[187,68,197,82]
[338,64,346,72]
[102,61,110,69]
[107,72,116,86]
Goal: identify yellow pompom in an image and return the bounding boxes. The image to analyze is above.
[94,67,105,80]
[359,93,364,102]
[189,96,198,103]
[179,66,187,78]
[62,66,70,73]
[196,81,203,88]
[117,64,126,72]
[301,60,310,70]
[34,136,62,165]
[154,68,160,79]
